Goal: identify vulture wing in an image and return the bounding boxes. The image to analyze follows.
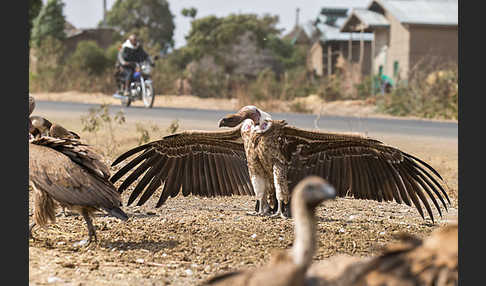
[29,137,123,211]
[283,126,450,222]
[110,128,255,207]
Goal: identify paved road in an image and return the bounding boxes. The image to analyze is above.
[34,100,458,139]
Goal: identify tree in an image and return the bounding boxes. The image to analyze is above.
[31,0,66,48]
[104,0,175,54]
[69,41,110,75]
[184,14,282,61]
[29,0,43,45]
[181,7,197,19]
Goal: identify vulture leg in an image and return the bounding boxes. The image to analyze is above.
[81,209,97,245]
[282,198,292,218]
[247,174,272,216]
[270,164,291,219]
[56,206,75,217]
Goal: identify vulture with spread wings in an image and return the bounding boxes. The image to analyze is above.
[111,105,450,221]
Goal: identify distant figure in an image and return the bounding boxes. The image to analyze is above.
[116,34,151,97]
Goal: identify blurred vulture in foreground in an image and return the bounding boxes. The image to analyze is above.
[305,223,458,286]
[203,176,337,286]
[29,95,128,245]
[111,105,450,222]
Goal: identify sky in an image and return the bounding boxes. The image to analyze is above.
[41,0,324,49]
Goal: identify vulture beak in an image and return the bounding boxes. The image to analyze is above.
[218,118,225,128]
[302,178,336,208]
[320,183,336,200]
[218,114,243,128]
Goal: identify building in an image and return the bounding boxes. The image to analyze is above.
[340,0,458,81]
[307,0,374,77]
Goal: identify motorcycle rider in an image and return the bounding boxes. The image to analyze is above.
[117,34,151,97]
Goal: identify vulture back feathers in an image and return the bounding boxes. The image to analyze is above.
[29,95,127,243]
[29,137,127,221]
[305,223,458,286]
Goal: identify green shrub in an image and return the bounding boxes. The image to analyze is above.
[376,65,458,120]
[188,67,227,98]
[69,40,110,75]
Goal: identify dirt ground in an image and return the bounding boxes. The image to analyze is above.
[29,93,458,286]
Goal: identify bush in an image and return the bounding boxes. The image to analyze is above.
[29,36,66,92]
[68,41,110,75]
[188,66,228,98]
[105,42,121,67]
[376,62,458,120]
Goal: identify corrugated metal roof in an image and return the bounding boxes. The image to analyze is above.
[352,8,390,27]
[372,0,457,25]
[315,0,375,42]
[317,22,374,41]
[318,0,372,10]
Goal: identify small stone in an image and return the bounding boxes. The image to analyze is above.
[47,277,63,283]
[250,234,257,239]
[73,240,89,247]
[136,258,145,264]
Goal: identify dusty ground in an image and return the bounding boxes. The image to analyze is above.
[29,94,458,286]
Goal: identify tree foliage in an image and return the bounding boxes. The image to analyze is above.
[181,7,197,19]
[29,0,43,44]
[31,0,66,48]
[185,14,282,60]
[177,13,306,76]
[68,41,110,75]
[104,0,175,53]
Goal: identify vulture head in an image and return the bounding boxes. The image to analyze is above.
[29,94,35,116]
[293,176,336,212]
[29,95,35,139]
[50,123,80,139]
[218,105,271,128]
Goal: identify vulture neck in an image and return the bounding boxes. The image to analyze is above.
[292,199,316,270]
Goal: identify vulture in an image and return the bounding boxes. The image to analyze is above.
[203,176,337,286]
[110,105,450,222]
[29,96,128,245]
[29,115,80,139]
[305,223,458,286]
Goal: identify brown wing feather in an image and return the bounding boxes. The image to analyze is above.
[29,139,122,210]
[284,127,450,221]
[110,129,254,208]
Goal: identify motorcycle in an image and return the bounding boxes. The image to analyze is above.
[113,58,157,108]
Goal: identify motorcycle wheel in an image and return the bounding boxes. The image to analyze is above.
[121,95,131,107]
[142,82,155,108]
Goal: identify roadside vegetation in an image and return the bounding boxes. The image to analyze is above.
[29,0,457,120]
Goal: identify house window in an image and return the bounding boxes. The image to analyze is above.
[393,61,399,78]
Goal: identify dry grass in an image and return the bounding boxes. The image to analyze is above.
[29,111,458,286]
